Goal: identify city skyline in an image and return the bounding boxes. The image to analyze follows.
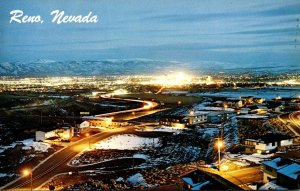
[0,0,299,69]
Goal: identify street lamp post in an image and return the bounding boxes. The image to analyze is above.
[23,169,33,191]
[216,138,223,172]
[86,133,91,149]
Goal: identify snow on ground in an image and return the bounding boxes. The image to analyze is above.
[93,103,126,108]
[259,181,288,190]
[93,134,160,150]
[191,87,300,100]
[248,184,257,190]
[138,126,184,133]
[194,105,235,112]
[133,154,149,160]
[0,142,18,153]
[20,139,51,152]
[0,173,14,178]
[198,127,219,136]
[127,173,157,187]
[224,153,274,165]
[0,139,51,153]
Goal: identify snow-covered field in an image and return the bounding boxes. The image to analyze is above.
[0,138,51,153]
[137,126,184,133]
[191,87,300,100]
[93,134,160,150]
[21,139,51,152]
[259,181,287,190]
[127,173,157,187]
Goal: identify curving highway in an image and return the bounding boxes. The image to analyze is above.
[96,95,158,117]
[278,111,300,136]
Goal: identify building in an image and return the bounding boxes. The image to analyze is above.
[277,163,300,189]
[111,120,129,127]
[207,111,232,123]
[241,96,254,104]
[261,157,300,189]
[159,115,188,128]
[81,116,113,128]
[253,97,265,104]
[180,169,211,190]
[266,101,284,113]
[238,108,250,114]
[185,111,209,125]
[244,133,293,154]
[226,98,244,108]
[247,105,268,114]
[160,111,210,128]
[79,121,90,129]
[36,127,74,142]
[261,157,293,183]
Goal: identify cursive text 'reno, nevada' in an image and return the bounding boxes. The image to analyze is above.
[9,10,98,24]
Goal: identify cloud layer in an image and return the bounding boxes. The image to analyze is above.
[0,0,299,68]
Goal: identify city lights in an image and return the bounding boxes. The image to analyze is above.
[150,72,193,86]
[113,89,128,95]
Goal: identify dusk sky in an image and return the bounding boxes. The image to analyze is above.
[0,0,299,67]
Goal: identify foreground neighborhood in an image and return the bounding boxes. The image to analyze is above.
[0,77,299,190]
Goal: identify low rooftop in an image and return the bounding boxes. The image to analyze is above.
[277,163,300,180]
[236,114,268,119]
[262,157,293,170]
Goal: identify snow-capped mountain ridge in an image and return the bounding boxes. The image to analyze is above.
[0,59,298,76]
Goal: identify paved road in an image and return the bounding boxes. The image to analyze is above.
[221,166,262,186]
[288,111,300,134]
[2,128,138,190]
[200,166,262,190]
[278,111,300,136]
[96,96,158,118]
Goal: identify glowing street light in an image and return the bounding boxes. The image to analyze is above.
[86,133,91,149]
[215,138,224,172]
[22,168,32,191]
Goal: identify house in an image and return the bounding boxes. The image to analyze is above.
[212,98,242,108]
[266,101,284,113]
[79,121,90,129]
[180,169,211,190]
[244,133,294,154]
[247,105,268,114]
[159,115,188,128]
[277,163,300,189]
[238,108,250,114]
[241,96,254,104]
[207,111,231,123]
[261,157,300,189]
[160,112,210,128]
[36,126,74,142]
[261,157,293,183]
[185,111,209,125]
[111,120,129,127]
[226,98,244,108]
[81,116,113,128]
[253,97,265,104]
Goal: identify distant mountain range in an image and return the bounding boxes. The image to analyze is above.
[0,59,299,76]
